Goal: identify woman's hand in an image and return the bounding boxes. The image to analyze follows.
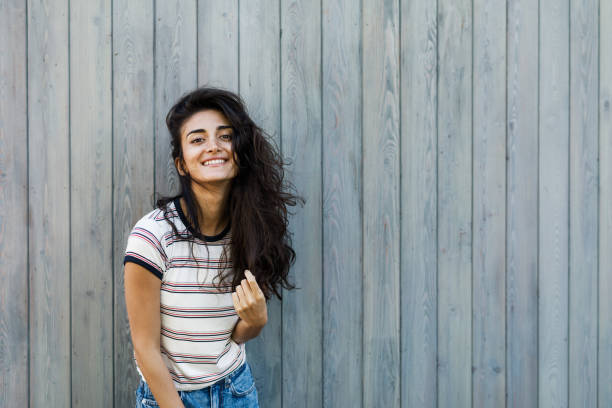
[231,270,268,330]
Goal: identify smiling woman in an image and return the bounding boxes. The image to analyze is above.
[122,87,305,408]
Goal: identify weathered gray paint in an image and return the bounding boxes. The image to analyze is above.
[321,0,362,407]
[362,0,400,407]
[437,0,473,406]
[27,0,70,406]
[506,0,538,406]
[112,0,154,405]
[280,0,323,407]
[600,2,612,407]
[472,0,506,406]
[1,0,611,407]
[401,0,437,405]
[69,0,113,406]
[569,1,599,407]
[198,0,238,91]
[0,0,28,406]
[539,0,570,407]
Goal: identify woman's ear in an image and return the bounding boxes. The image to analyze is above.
[175,157,186,176]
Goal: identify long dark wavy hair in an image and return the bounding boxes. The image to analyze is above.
[155,87,305,300]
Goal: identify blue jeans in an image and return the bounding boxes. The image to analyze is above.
[135,360,259,408]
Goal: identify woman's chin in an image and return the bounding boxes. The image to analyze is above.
[191,177,235,189]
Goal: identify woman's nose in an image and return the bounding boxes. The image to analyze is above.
[205,138,220,151]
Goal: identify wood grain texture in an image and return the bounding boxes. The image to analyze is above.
[569,1,598,407]
[506,0,539,406]
[239,1,282,406]
[436,0,472,406]
[69,0,113,406]
[400,0,438,406]
[5,1,612,406]
[539,0,569,406]
[154,0,197,199]
[321,0,362,406]
[280,0,322,407]
[472,0,506,406]
[0,0,28,406]
[599,1,612,405]
[198,0,238,91]
[27,0,71,406]
[112,0,154,405]
[362,0,400,407]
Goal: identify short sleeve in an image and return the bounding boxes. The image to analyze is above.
[123,214,167,280]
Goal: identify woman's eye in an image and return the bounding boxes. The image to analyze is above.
[191,134,231,144]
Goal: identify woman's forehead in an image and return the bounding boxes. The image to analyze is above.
[182,109,231,135]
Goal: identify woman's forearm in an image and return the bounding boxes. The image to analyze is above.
[135,348,185,408]
[231,318,265,344]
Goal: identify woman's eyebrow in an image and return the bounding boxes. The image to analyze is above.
[186,125,233,137]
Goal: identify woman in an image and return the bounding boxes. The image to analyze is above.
[123,87,303,407]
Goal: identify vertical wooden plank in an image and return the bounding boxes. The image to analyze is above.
[0,0,28,406]
[400,0,437,406]
[437,0,472,406]
[155,0,197,197]
[321,0,362,406]
[280,0,322,407]
[472,0,506,406]
[240,0,281,138]
[569,0,598,406]
[599,1,612,405]
[27,0,70,406]
[539,0,569,406]
[506,0,539,406]
[239,2,281,406]
[70,0,113,406]
[198,0,238,91]
[113,0,154,406]
[362,0,400,407]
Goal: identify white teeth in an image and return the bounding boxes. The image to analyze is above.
[203,159,226,166]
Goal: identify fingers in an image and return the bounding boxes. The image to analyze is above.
[231,292,242,313]
[244,270,264,299]
[232,270,269,329]
[233,270,263,314]
[238,279,255,304]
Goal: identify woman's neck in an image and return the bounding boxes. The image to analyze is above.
[182,182,230,236]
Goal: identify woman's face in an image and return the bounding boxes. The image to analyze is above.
[175,109,239,187]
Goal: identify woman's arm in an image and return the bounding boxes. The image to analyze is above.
[124,262,185,408]
[231,318,265,344]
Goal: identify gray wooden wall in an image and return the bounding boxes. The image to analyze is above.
[1,0,610,407]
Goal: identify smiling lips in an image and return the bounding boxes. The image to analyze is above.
[202,159,227,166]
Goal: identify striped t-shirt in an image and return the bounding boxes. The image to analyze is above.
[123,197,245,391]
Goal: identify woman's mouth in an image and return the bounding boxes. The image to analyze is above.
[202,159,227,166]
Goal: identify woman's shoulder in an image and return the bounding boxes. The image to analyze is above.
[131,202,180,237]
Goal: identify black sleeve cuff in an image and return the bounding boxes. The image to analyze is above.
[123,255,163,280]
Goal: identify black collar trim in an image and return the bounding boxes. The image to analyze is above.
[173,196,230,242]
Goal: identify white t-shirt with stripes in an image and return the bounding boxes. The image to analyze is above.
[123,197,245,391]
